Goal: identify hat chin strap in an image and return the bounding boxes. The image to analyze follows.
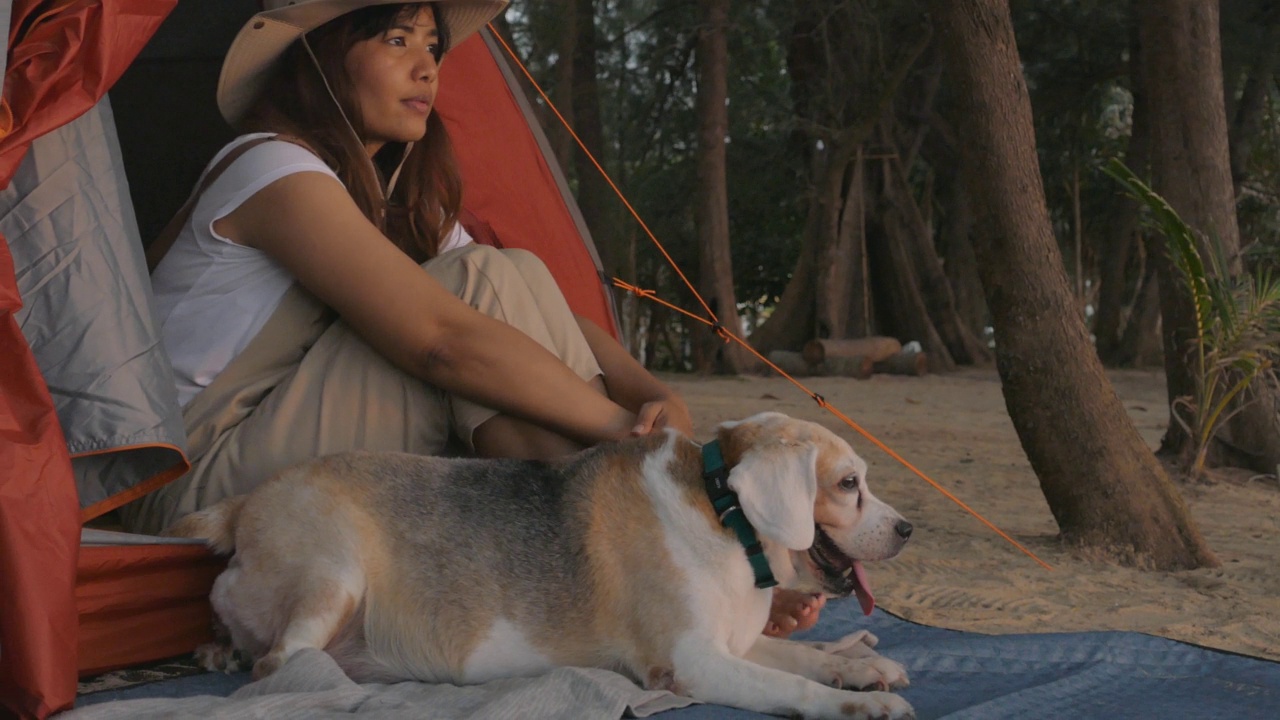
[300,35,413,208]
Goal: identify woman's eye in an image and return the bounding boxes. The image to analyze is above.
[387,36,407,47]
[428,43,442,61]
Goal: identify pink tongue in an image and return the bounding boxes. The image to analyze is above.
[852,561,875,616]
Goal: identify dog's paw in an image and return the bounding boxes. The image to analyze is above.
[836,690,914,720]
[252,651,288,680]
[194,642,252,674]
[821,654,910,692]
[810,630,880,659]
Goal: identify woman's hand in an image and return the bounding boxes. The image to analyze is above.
[631,393,693,437]
[575,316,694,439]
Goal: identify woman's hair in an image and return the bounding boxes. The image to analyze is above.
[242,3,462,263]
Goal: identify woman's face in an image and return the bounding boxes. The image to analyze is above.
[344,6,441,157]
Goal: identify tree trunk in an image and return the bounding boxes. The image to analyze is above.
[1095,19,1151,366]
[1227,19,1279,194]
[1140,0,1280,474]
[755,6,929,354]
[548,0,578,174]
[882,135,990,365]
[816,153,863,339]
[932,0,1216,569]
[748,213,819,355]
[692,0,752,373]
[569,0,620,281]
[867,199,954,370]
[936,127,989,339]
[1116,258,1165,368]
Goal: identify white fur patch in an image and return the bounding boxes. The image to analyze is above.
[461,619,552,683]
[640,433,773,659]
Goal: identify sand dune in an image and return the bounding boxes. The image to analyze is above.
[664,368,1280,661]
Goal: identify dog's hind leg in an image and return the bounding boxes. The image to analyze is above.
[254,572,366,680]
[194,615,253,673]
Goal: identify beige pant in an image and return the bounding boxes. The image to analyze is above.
[124,244,602,535]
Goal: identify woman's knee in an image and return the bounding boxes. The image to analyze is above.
[498,248,564,300]
[497,247,544,275]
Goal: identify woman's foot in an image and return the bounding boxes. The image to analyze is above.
[764,589,827,638]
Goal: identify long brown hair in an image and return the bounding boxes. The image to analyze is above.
[241,3,462,263]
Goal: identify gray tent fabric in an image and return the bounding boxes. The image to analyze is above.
[0,3,9,81]
[2,96,188,512]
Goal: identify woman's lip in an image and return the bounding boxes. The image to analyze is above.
[402,99,432,114]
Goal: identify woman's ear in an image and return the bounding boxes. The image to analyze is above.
[725,439,818,551]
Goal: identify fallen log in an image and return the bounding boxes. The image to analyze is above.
[766,350,819,376]
[873,350,929,376]
[802,336,902,365]
[824,355,875,379]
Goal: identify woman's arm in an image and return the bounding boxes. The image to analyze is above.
[574,315,693,436]
[218,171,636,445]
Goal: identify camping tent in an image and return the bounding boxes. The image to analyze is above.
[0,2,618,718]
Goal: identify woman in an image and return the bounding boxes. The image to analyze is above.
[130,0,817,638]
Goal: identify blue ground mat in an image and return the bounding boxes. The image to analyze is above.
[76,601,1279,719]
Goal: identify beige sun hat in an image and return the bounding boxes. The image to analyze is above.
[218,0,509,125]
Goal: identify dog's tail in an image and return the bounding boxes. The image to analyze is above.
[162,496,247,555]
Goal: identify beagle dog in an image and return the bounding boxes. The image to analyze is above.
[168,411,915,719]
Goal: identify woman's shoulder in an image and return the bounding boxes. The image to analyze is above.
[191,133,344,232]
[208,133,334,178]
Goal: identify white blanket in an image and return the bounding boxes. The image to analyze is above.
[60,649,695,719]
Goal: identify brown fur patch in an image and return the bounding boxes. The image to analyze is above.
[535,437,701,676]
[644,665,686,695]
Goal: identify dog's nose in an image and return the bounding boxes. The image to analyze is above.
[895,520,913,539]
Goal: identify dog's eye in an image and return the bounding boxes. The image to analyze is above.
[838,474,859,492]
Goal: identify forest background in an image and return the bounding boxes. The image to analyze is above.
[491,0,1280,570]
[501,0,1276,376]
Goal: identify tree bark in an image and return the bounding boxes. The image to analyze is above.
[1095,19,1151,366]
[882,137,990,365]
[753,3,930,355]
[817,153,865,339]
[1227,15,1280,193]
[548,0,578,174]
[1116,258,1165,368]
[569,0,620,280]
[934,121,989,339]
[1140,0,1280,474]
[692,0,752,373]
[933,0,1216,569]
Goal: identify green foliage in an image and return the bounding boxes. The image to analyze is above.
[1106,159,1280,478]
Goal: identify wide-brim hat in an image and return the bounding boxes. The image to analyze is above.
[218,0,509,125]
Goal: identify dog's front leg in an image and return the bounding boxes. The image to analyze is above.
[672,639,913,720]
[796,631,910,688]
[746,635,909,692]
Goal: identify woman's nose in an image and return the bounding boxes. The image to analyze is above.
[415,49,439,80]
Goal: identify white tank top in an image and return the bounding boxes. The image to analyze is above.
[152,134,472,406]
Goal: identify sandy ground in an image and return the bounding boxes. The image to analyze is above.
[662,368,1280,661]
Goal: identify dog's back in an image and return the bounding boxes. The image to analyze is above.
[203,434,712,685]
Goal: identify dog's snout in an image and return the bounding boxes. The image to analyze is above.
[894,520,913,540]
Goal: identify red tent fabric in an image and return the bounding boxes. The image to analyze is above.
[437,33,616,336]
[0,2,176,718]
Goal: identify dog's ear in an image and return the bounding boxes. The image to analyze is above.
[723,432,818,551]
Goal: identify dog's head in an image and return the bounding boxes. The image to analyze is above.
[715,411,912,615]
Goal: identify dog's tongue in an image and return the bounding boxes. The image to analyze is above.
[852,561,875,615]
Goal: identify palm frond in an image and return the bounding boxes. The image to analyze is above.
[1104,158,1280,478]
